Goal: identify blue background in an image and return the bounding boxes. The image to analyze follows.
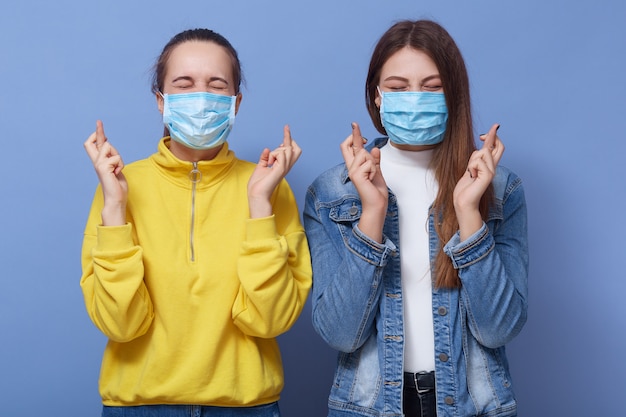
[1,1,624,416]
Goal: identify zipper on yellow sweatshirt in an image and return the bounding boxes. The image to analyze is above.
[189,162,201,262]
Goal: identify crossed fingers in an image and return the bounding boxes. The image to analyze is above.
[467,123,504,179]
[268,125,301,171]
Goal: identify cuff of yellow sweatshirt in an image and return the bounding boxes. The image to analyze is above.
[96,223,135,251]
[245,215,278,241]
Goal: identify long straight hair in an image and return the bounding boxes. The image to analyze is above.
[365,20,494,289]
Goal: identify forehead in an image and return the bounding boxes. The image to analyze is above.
[165,40,234,81]
[380,47,439,78]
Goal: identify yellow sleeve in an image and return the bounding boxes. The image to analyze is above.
[80,191,154,342]
[232,181,312,338]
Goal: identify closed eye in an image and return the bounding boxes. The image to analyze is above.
[423,85,443,92]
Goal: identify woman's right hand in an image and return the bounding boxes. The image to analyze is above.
[340,122,388,243]
[84,120,128,226]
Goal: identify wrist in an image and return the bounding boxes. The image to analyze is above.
[455,208,482,241]
[101,204,126,226]
[358,205,387,244]
[248,197,272,219]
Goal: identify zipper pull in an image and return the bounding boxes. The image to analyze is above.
[189,162,202,183]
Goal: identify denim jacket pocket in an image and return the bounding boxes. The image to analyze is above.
[329,198,362,221]
[327,197,396,267]
[328,197,362,242]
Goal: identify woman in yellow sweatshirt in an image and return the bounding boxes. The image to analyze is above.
[80,28,312,417]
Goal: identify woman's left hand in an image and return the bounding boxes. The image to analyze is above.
[453,123,504,239]
[248,125,302,218]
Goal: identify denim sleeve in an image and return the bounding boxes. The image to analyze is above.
[443,177,529,348]
[303,186,396,353]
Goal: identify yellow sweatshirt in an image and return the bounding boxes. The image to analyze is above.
[80,138,312,407]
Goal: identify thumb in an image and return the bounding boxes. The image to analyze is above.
[257,148,271,167]
[371,147,381,164]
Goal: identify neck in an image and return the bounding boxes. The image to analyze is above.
[169,140,224,162]
[389,141,439,152]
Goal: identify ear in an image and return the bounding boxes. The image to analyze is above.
[374,91,381,109]
[234,92,243,115]
[156,92,164,114]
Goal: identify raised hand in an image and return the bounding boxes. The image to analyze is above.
[84,120,128,226]
[453,123,504,240]
[340,122,388,243]
[247,125,302,218]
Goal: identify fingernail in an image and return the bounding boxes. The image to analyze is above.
[496,124,501,132]
[351,122,356,130]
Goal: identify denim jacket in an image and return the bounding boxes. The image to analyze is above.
[303,139,528,417]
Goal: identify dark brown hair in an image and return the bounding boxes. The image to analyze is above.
[366,20,494,289]
[151,28,243,95]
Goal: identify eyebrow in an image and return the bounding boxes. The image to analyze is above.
[171,75,230,85]
[382,74,441,83]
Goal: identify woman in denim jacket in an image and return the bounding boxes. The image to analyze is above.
[303,20,528,417]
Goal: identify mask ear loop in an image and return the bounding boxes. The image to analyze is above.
[157,91,170,137]
[376,86,385,111]
[376,86,384,102]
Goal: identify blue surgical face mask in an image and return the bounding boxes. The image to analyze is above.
[378,87,448,146]
[161,91,236,150]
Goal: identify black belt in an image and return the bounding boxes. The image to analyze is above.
[403,371,435,394]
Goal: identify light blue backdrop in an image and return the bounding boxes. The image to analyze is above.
[1,1,624,416]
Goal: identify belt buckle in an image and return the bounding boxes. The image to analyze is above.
[414,371,433,394]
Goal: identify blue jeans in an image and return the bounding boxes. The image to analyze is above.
[102,403,280,417]
[403,389,436,417]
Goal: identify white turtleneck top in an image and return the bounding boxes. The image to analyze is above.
[379,143,438,373]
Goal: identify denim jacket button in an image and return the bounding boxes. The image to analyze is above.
[349,206,358,216]
[444,396,454,405]
[437,306,447,316]
[438,352,449,362]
